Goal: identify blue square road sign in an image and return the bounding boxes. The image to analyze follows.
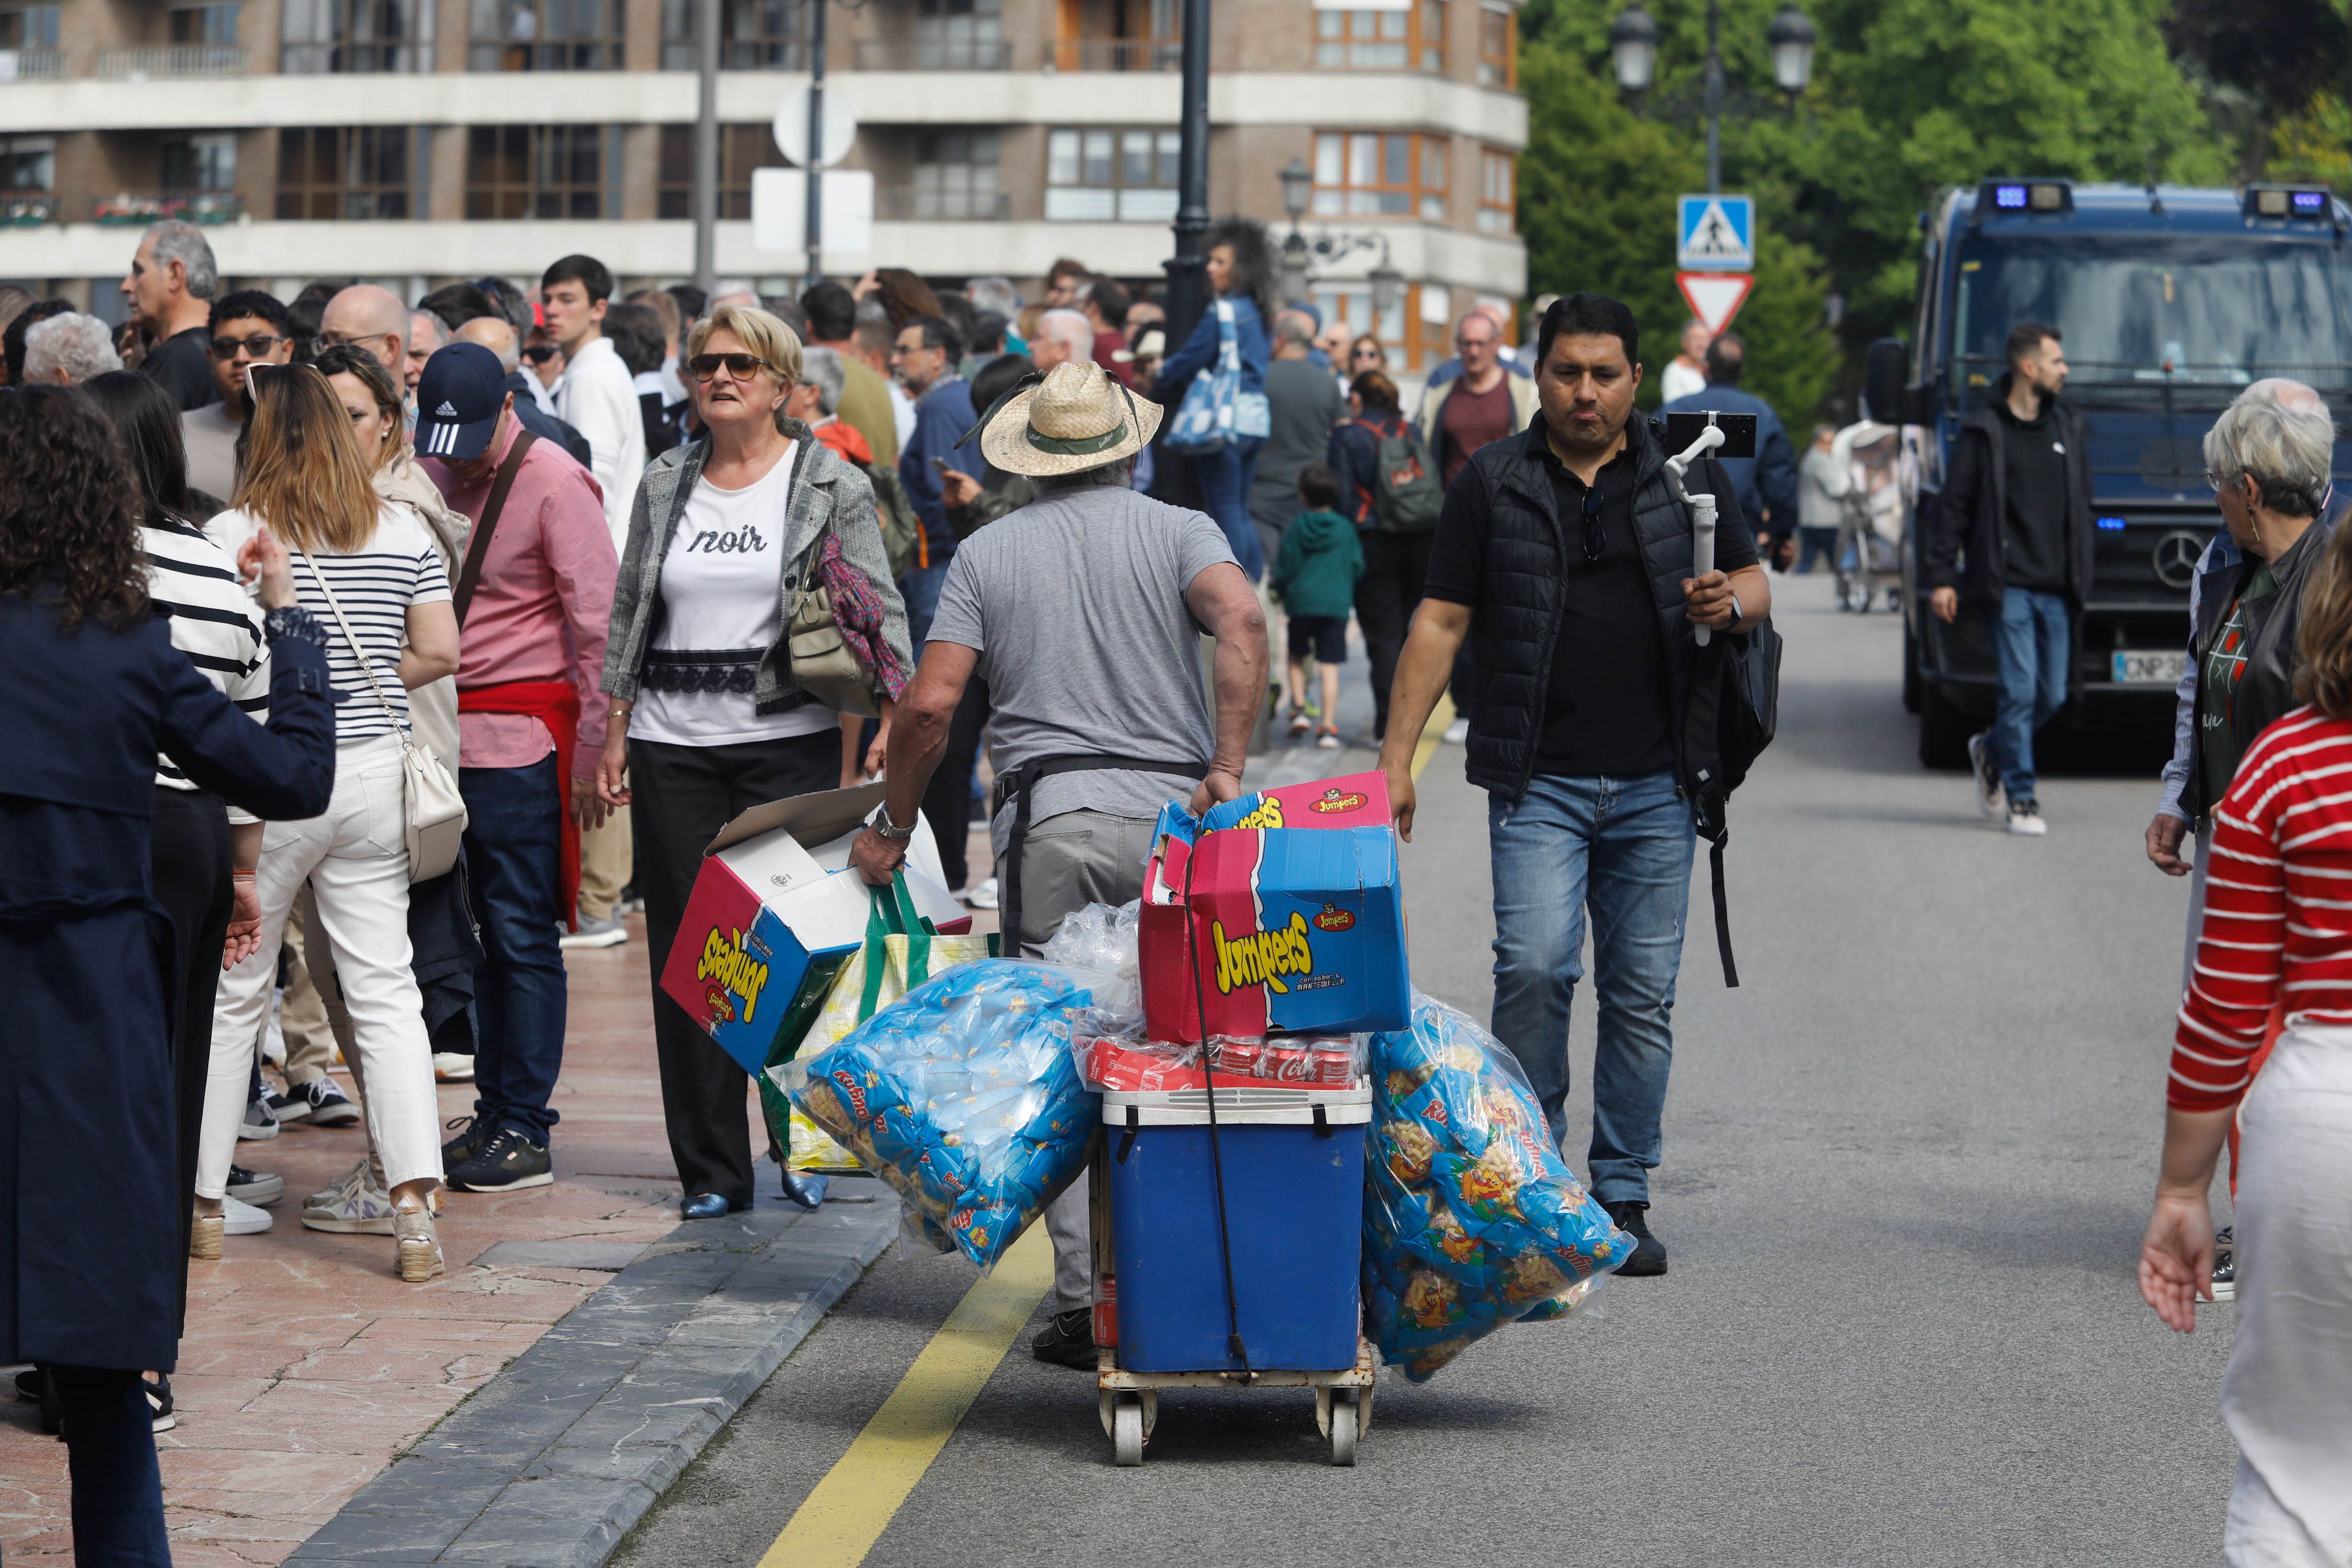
[1678,195,1754,271]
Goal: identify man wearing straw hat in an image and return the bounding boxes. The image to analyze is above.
[850,359,1270,1368]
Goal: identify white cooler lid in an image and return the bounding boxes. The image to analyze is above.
[1099,1081,1372,1127]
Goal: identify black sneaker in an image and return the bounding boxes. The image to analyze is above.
[1030,1308,1097,1369]
[445,1127,554,1192]
[14,1368,60,1436]
[2211,1225,2235,1302]
[441,1115,489,1174]
[1605,1202,1668,1277]
[268,1077,360,1128]
[144,1373,175,1434]
[227,1166,285,1207]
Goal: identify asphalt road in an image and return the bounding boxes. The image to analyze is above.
[612,574,2236,1568]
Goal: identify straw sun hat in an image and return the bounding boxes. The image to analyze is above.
[979,360,1162,478]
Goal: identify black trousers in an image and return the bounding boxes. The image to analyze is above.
[1353,529,1435,741]
[151,787,232,1338]
[631,730,840,1206]
[919,676,990,893]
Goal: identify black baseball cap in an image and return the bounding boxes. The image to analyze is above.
[414,341,506,460]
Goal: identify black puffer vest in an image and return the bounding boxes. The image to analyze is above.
[1460,416,1723,798]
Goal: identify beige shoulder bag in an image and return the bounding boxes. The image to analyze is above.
[295,542,469,882]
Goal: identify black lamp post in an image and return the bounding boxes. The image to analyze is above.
[1610,0,1815,192]
[1163,0,1214,352]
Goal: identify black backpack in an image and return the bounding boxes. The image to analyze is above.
[1680,616,1782,987]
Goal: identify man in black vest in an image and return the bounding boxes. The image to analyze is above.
[1376,293,1771,1277]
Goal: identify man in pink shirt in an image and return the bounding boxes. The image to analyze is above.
[414,342,618,1193]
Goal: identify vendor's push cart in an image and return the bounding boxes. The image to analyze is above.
[1086,1081,1376,1467]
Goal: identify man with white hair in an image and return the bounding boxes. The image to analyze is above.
[1028,308,1094,373]
[708,278,758,310]
[23,312,123,385]
[120,220,220,409]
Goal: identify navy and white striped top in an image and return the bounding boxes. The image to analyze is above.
[144,514,269,793]
[208,504,452,744]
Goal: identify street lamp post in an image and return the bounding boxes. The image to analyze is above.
[1608,0,1814,192]
[1275,155,1403,333]
[1163,0,1213,352]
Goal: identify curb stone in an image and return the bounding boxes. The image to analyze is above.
[285,1177,900,1568]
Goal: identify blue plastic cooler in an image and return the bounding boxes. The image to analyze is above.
[1103,1083,1369,1373]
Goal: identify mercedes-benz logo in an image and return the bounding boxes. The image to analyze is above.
[2152,531,2205,590]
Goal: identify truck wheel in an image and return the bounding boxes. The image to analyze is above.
[1902,622,1922,713]
[1918,679,1971,770]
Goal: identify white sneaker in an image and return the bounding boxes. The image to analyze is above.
[1967,732,2003,818]
[434,1052,476,1082]
[238,1094,280,1142]
[223,1194,273,1236]
[1442,717,1470,746]
[964,876,999,911]
[560,910,628,949]
[2006,797,2047,837]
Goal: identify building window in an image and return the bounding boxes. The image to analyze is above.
[1312,131,1446,221]
[910,129,999,218]
[470,0,620,71]
[0,4,60,48]
[276,125,414,219]
[1314,1,1442,71]
[169,2,240,42]
[1477,147,1513,233]
[162,133,237,192]
[1477,2,1513,87]
[656,123,780,219]
[1045,127,1178,222]
[659,0,801,70]
[914,0,999,67]
[282,0,434,72]
[467,124,613,218]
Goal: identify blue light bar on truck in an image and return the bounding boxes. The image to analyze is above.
[2245,185,2333,220]
[1982,180,2071,215]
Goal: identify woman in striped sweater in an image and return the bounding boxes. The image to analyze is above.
[2142,511,2352,1565]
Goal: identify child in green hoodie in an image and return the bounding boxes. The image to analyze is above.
[1273,463,1366,748]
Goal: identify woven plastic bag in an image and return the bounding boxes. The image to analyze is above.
[773,958,1107,1270]
[1362,991,1632,1381]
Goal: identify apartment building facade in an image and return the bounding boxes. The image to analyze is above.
[0,0,1524,367]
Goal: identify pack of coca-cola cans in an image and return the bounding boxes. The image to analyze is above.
[1076,1033,1366,1093]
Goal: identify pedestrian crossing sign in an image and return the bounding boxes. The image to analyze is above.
[1678,194,1755,271]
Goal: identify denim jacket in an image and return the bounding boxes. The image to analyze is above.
[601,420,912,717]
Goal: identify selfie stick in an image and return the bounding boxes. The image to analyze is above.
[1664,414,1726,648]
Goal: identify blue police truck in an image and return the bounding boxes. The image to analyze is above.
[1866,179,2352,767]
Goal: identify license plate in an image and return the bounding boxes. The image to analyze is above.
[2112,650,2188,686]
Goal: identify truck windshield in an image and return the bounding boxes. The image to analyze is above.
[1950,235,2352,389]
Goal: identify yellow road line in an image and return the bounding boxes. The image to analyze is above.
[757,1223,1054,1568]
[1411,691,1455,782]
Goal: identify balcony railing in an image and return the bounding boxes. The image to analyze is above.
[0,48,67,81]
[94,191,247,225]
[0,195,56,225]
[1048,38,1178,71]
[1044,185,1178,222]
[874,186,1010,221]
[852,38,1011,69]
[95,46,250,78]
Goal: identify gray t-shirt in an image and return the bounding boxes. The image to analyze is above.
[181,402,241,508]
[928,481,1237,854]
[1249,357,1345,532]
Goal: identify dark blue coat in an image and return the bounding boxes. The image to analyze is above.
[1158,295,1271,406]
[896,375,977,567]
[1658,385,1801,539]
[0,591,335,1370]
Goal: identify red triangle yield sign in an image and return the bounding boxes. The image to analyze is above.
[1676,272,1753,336]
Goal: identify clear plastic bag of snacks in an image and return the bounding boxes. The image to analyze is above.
[1362,991,1630,1381]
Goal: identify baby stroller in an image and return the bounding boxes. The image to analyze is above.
[1832,422,1903,613]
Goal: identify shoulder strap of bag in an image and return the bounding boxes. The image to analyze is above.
[452,429,536,626]
[292,538,410,743]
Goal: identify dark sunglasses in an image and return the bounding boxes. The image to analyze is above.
[210,332,285,360]
[687,352,775,381]
[521,343,558,364]
[1577,483,1606,563]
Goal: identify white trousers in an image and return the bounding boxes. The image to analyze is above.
[197,735,442,1197]
[2221,1020,2352,1566]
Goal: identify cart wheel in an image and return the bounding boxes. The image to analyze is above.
[1113,1395,1145,1467]
[1329,1390,1358,1467]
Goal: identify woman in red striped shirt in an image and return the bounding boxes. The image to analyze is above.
[2142,493,2352,1565]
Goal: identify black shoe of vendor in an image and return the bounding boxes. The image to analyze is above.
[1606,1202,1668,1277]
[1030,1309,1096,1369]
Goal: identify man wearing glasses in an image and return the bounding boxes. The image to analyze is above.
[182,290,293,503]
[1926,322,2091,837]
[1377,293,1768,1282]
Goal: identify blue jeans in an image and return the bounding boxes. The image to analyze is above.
[1192,436,1265,580]
[51,1365,170,1565]
[901,560,950,649]
[1985,586,2070,802]
[461,757,567,1140]
[1488,768,1696,1207]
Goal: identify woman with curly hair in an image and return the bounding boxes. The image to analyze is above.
[0,383,334,1560]
[201,364,462,1283]
[1156,216,1278,577]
